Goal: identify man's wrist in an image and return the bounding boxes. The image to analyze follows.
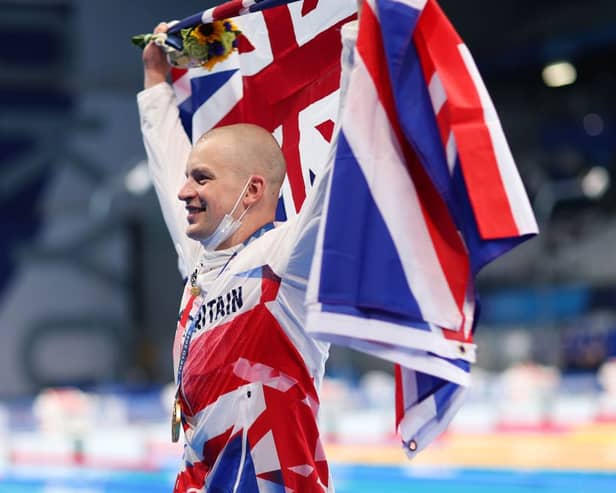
[144,70,168,89]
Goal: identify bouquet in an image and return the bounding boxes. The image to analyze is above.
[132,19,241,70]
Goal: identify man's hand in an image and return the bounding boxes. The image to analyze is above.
[143,23,171,89]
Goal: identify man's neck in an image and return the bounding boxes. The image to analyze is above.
[214,221,275,251]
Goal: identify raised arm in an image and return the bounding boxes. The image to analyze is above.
[137,23,198,278]
[278,19,359,283]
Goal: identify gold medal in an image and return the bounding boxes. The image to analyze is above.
[189,268,201,297]
[171,396,182,443]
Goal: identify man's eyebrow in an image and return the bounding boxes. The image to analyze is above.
[185,165,214,178]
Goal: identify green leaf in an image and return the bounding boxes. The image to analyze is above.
[131,34,149,49]
[220,31,234,52]
[184,36,209,59]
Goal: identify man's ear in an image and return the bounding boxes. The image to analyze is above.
[244,175,266,206]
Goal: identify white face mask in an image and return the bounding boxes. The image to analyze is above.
[201,178,252,251]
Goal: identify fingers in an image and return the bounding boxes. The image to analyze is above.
[153,22,169,34]
[142,21,172,89]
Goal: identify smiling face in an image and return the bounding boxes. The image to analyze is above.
[177,124,287,247]
[178,135,248,242]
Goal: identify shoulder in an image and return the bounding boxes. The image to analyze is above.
[232,220,297,273]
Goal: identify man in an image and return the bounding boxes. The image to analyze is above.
[138,19,358,493]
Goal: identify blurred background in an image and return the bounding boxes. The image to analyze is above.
[1,0,616,491]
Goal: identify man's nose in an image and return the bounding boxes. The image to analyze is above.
[178,180,196,201]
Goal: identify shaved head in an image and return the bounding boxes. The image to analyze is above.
[195,124,286,201]
[180,123,287,247]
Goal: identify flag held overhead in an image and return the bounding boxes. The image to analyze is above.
[162,0,537,459]
[306,0,537,456]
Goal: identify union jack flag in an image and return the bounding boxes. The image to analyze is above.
[169,0,357,219]
[166,0,537,462]
[305,0,538,456]
[167,0,308,31]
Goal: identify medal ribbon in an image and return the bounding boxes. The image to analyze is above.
[175,297,203,388]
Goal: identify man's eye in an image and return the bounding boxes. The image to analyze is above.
[195,175,209,184]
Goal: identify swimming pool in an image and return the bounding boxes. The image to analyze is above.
[1,464,615,493]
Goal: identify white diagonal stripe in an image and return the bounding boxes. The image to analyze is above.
[391,0,428,10]
[445,131,457,174]
[428,72,447,115]
[457,44,538,235]
[191,69,242,143]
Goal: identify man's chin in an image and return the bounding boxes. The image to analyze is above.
[186,227,209,241]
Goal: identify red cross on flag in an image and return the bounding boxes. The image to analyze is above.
[170,0,357,219]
